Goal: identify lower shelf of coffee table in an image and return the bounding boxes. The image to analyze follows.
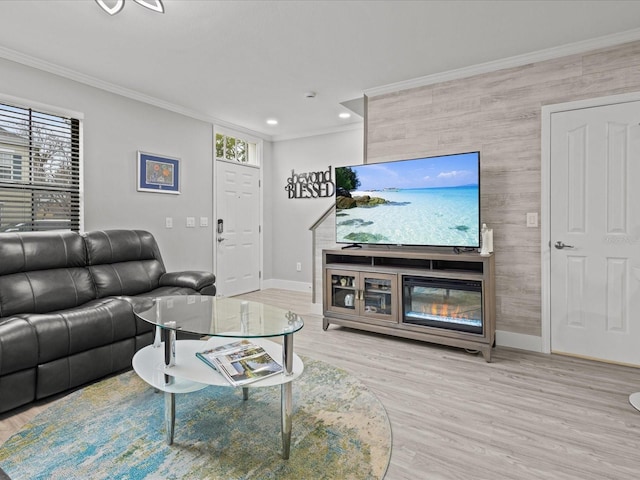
[132,338,304,393]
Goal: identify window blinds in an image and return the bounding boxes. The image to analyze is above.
[0,102,80,232]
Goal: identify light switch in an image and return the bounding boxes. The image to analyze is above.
[526,212,538,228]
[165,217,173,229]
[200,216,209,227]
[186,217,196,228]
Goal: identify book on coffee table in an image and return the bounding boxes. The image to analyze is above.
[196,339,283,386]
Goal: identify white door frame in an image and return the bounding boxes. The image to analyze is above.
[540,91,640,354]
[213,125,264,296]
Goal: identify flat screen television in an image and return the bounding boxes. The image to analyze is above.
[335,151,480,249]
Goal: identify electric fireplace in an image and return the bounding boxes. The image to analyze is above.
[402,276,483,335]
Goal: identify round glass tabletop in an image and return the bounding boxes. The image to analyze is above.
[133,295,304,338]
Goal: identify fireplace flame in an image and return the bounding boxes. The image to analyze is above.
[427,303,467,319]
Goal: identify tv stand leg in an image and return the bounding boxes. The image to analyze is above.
[322,318,330,331]
[481,346,492,363]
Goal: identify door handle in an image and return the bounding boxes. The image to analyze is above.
[554,241,574,250]
[217,236,225,243]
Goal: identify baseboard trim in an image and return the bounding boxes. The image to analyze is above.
[495,330,542,353]
[262,279,312,293]
[309,302,323,316]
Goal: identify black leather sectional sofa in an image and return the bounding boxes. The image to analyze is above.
[0,229,216,414]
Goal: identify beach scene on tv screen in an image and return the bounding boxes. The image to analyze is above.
[335,152,480,247]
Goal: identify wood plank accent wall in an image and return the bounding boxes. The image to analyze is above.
[366,40,640,337]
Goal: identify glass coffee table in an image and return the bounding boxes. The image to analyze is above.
[131,295,304,459]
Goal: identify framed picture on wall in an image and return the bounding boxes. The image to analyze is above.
[137,151,180,194]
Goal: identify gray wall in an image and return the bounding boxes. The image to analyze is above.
[0,55,360,287]
[366,40,640,337]
[0,57,215,272]
[268,128,363,288]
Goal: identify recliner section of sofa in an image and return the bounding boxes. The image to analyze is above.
[83,229,217,298]
[0,229,215,414]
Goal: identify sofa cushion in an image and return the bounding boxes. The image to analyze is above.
[36,339,136,400]
[0,369,36,413]
[159,271,216,292]
[83,229,164,266]
[19,298,137,364]
[0,268,96,317]
[0,230,85,275]
[83,230,167,297]
[138,285,205,297]
[0,231,93,317]
[0,317,38,375]
[88,261,166,297]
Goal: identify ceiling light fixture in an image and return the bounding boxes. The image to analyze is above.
[96,0,164,15]
[339,112,351,119]
[266,119,278,126]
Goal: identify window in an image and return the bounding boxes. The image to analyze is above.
[0,151,22,181]
[0,102,80,232]
[215,132,258,166]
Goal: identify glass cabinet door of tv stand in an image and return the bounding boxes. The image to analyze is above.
[327,270,397,322]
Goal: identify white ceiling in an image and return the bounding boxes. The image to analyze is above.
[2,0,640,141]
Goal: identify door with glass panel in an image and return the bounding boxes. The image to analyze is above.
[326,269,397,323]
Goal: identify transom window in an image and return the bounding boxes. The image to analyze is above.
[0,102,80,232]
[215,132,258,166]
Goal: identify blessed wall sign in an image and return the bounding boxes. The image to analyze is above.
[285,166,335,199]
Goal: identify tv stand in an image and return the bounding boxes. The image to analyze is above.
[322,248,495,361]
[452,246,478,254]
[341,243,363,250]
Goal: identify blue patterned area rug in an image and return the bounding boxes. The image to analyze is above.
[0,357,391,479]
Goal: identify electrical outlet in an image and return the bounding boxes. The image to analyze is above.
[186,217,196,228]
[526,212,538,228]
[165,217,173,229]
[296,262,302,272]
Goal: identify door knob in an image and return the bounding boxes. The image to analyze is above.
[554,241,574,249]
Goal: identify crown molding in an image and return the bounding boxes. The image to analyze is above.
[0,45,272,142]
[4,25,640,142]
[364,27,640,98]
[271,120,364,143]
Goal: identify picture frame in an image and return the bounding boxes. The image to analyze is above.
[137,151,180,194]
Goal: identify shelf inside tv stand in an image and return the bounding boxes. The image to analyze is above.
[322,248,496,361]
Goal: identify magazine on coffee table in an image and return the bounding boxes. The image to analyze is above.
[196,339,283,386]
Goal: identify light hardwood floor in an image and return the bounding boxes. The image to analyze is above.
[2,289,640,479]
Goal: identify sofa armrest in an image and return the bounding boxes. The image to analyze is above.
[159,271,216,294]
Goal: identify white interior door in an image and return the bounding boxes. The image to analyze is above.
[550,100,640,365]
[215,160,261,297]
